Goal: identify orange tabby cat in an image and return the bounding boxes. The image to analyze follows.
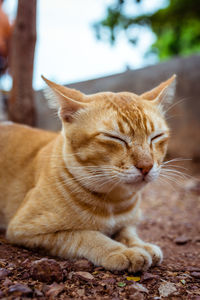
[0,75,176,272]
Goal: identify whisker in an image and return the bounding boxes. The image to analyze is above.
[157,176,175,190]
[161,173,188,183]
[162,164,189,171]
[163,98,188,115]
[161,169,187,179]
[159,173,184,186]
[163,158,192,165]
[165,114,183,121]
[161,168,194,180]
[161,168,189,175]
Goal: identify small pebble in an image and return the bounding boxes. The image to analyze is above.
[74,259,93,271]
[187,267,200,272]
[2,278,12,287]
[174,236,191,245]
[0,268,11,280]
[0,290,4,298]
[191,272,200,279]
[141,272,159,282]
[46,283,64,297]
[74,271,94,281]
[8,283,32,296]
[30,258,63,283]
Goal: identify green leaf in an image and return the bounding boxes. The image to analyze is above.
[117,281,126,287]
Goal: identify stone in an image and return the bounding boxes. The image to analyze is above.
[187,266,200,272]
[174,236,191,245]
[74,271,94,281]
[132,283,148,293]
[74,259,93,271]
[0,268,11,280]
[158,282,177,297]
[2,278,12,287]
[191,272,200,279]
[30,258,63,283]
[141,272,159,282]
[46,283,64,297]
[34,288,44,297]
[0,290,4,298]
[8,283,32,296]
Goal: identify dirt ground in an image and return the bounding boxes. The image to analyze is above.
[0,163,200,299]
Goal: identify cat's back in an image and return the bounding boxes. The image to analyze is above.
[0,122,58,225]
[0,122,58,183]
[0,122,57,162]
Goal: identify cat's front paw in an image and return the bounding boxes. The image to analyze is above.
[123,247,152,273]
[142,243,163,266]
[102,246,156,272]
[102,247,151,272]
[103,250,130,271]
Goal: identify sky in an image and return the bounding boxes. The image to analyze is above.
[2,0,166,90]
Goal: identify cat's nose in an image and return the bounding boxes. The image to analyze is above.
[135,161,153,176]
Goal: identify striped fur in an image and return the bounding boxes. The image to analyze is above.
[0,75,176,272]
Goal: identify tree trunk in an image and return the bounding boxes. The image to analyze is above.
[8,0,37,126]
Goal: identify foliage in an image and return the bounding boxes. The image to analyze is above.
[94,0,200,60]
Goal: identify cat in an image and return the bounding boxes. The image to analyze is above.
[0,74,176,272]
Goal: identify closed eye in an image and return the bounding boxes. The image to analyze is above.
[151,133,164,142]
[99,133,127,145]
[104,134,127,144]
[150,131,168,144]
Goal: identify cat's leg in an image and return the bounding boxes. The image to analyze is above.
[6,187,152,272]
[7,223,153,272]
[115,226,163,266]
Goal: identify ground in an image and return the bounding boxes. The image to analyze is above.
[0,165,200,299]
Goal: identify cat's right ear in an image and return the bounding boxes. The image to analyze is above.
[42,75,88,122]
[140,75,176,113]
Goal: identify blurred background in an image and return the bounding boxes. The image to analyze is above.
[0,0,200,165]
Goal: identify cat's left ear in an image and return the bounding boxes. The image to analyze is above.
[140,74,176,111]
[42,76,89,122]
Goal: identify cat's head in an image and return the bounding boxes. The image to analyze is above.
[42,75,176,195]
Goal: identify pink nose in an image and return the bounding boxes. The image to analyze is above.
[135,161,153,176]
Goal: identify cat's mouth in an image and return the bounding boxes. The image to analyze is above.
[124,174,155,185]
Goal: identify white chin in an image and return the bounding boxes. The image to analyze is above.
[124,177,143,185]
[145,174,159,183]
[124,180,146,189]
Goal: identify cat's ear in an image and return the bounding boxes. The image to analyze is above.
[140,74,176,111]
[42,75,88,122]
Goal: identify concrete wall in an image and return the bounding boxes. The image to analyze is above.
[36,55,200,160]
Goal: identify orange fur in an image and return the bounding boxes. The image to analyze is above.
[0,75,176,272]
